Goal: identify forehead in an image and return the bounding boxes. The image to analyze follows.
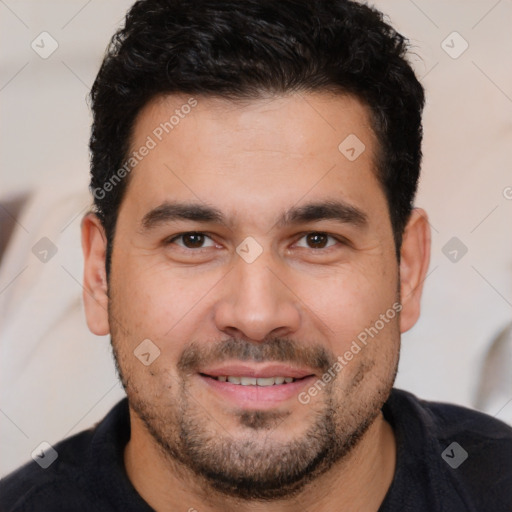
[121,91,385,228]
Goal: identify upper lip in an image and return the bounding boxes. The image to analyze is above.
[199,363,316,379]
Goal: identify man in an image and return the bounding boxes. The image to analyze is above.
[1,0,511,510]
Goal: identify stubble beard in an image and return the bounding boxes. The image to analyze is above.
[112,335,398,501]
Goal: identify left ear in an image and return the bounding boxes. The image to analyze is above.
[399,208,431,333]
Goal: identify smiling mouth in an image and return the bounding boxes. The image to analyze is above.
[200,374,311,386]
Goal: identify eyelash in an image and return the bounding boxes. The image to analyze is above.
[166,231,346,252]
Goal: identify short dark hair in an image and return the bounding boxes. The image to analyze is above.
[89,0,425,275]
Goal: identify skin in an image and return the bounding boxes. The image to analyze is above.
[82,92,431,512]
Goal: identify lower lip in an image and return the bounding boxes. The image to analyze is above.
[199,374,315,409]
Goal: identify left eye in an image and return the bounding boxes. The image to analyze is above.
[168,232,216,249]
[295,232,338,249]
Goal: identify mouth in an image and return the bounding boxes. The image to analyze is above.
[203,375,299,386]
[197,363,316,408]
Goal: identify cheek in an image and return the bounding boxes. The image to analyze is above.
[295,260,398,345]
[109,256,221,352]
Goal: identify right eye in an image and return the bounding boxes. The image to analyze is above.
[166,232,217,249]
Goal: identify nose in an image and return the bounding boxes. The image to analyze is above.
[213,250,302,342]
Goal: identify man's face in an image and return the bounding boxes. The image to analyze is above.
[99,92,404,498]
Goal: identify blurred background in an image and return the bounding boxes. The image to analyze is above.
[0,0,511,476]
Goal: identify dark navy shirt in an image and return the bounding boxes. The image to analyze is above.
[1,388,511,511]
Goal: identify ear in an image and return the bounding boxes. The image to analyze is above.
[81,212,110,335]
[399,208,431,333]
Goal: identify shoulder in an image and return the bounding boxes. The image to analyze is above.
[388,388,512,510]
[391,387,511,432]
[0,429,97,511]
[0,399,130,512]
[391,388,512,446]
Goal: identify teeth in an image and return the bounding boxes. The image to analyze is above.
[216,376,296,386]
[240,377,257,386]
[256,377,275,387]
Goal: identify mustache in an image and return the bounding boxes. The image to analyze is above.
[177,337,337,375]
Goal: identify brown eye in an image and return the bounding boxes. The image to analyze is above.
[305,233,329,248]
[182,233,205,248]
[170,232,215,249]
[296,232,337,249]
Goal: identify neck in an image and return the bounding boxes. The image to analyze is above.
[124,411,396,512]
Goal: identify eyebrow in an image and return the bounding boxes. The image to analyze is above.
[140,202,226,231]
[140,199,368,232]
[276,200,368,229]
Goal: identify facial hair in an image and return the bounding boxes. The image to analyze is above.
[112,334,398,501]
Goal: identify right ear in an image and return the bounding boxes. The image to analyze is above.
[81,213,110,335]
